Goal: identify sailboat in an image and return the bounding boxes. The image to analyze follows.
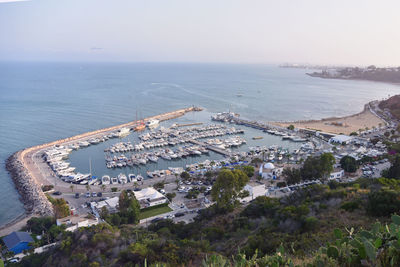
[134,110,146,131]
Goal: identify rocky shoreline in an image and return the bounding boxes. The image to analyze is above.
[5,151,54,217]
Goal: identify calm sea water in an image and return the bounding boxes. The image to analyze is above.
[0,62,399,226]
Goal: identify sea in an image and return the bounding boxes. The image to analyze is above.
[0,62,399,226]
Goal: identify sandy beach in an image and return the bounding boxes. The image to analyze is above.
[271,103,386,135]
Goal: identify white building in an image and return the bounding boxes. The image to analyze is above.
[258,162,283,180]
[241,184,267,202]
[329,169,345,180]
[329,135,353,145]
[133,187,168,209]
[91,196,120,217]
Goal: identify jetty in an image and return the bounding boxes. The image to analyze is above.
[189,139,231,157]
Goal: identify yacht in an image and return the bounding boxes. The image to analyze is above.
[118,128,130,137]
[118,173,128,184]
[101,175,110,185]
[146,119,159,129]
[136,174,143,181]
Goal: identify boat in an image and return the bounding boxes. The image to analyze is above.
[134,124,146,131]
[147,171,154,178]
[118,128,130,137]
[118,173,128,184]
[146,119,160,129]
[111,177,118,184]
[128,174,137,182]
[252,136,263,140]
[101,175,110,185]
[136,174,143,181]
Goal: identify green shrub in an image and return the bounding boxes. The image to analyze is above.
[340,200,360,212]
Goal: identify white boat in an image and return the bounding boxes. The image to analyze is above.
[148,155,158,162]
[118,173,128,184]
[118,128,130,137]
[111,177,118,184]
[101,175,110,185]
[146,119,159,129]
[147,171,154,178]
[128,174,137,182]
[136,175,143,181]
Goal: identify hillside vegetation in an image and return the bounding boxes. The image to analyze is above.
[12,176,400,267]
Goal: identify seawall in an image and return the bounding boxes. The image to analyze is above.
[5,152,54,217]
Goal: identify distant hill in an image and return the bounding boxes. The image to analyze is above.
[379,94,400,119]
[307,66,400,83]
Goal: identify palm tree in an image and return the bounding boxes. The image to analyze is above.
[70,184,75,193]
[101,184,106,192]
[85,184,91,192]
[133,181,139,189]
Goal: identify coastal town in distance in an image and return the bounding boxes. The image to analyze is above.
[1,1,400,266]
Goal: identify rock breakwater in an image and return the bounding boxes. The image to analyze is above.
[6,152,54,217]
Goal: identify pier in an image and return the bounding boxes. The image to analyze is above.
[189,139,232,157]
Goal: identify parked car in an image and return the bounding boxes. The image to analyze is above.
[97,192,102,197]
[85,192,91,198]
[159,189,166,194]
[92,192,97,197]
[175,212,185,217]
[53,191,62,196]
[74,193,80,199]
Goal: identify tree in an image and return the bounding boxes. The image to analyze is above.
[385,155,400,179]
[47,196,70,219]
[85,184,91,192]
[350,132,358,136]
[366,190,400,216]
[166,192,176,201]
[282,167,301,185]
[242,166,255,177]
[301,153,335,180]
[211,169,249,212]
[70,184,75,193]
[118,190,141,224]
[287,125,295,131]
[180,171,190,180]
[101,184,106,192]
[340,156,358,173]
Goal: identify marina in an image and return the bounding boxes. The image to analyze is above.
[40,110,306,187]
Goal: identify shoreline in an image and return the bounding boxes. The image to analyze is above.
[270,101,386,135]
[1,107,200,233]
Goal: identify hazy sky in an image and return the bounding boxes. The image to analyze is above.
[1,0,399,65]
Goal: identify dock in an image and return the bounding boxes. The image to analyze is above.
[189,139,231,157]
[175,122,203,127]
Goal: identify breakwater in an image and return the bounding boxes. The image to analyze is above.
[6,152,54,217]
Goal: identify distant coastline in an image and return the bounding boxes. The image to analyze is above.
[306,65,400,83]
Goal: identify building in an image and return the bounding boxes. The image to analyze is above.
[329,169,345,180]
[329,135,353,145]
[2,231,34,254]
[133,187,168,209]
[242,183,267,202]
[56,215,98,232]
[91,196,119,217]
[258,162,283,180]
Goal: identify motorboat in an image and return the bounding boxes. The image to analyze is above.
[101,175,110,185]
[118,173,128,184]
[111,176,118,184]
